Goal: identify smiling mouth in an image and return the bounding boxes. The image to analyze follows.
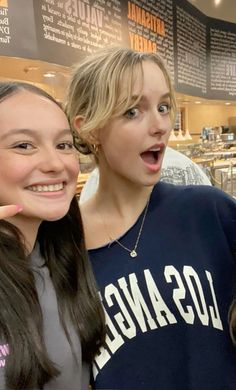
[27,183,65,192]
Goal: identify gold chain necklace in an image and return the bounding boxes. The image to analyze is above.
[108,198,150,258]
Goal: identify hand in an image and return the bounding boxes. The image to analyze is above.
[0,205,23,219]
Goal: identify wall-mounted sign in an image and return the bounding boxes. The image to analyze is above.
[0,0,236,100]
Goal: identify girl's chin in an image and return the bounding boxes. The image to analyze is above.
[23,209,70,222]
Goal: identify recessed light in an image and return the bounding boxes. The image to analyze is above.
[225,102,231,105]
[195,101,201,104]
[43,72,56,78]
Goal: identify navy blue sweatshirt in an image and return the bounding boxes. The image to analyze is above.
[90,182,236,390]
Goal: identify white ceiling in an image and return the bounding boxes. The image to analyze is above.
[187,0,236,23]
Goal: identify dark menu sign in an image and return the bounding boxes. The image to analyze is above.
[209,18,236,99]
[1,0,236,101]
[0,3,10,46]
[174,0,207,97]
[0,0,37,58]
[33,0,126,66]
[127,0,174,79]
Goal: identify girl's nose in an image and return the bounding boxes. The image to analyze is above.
[148,111,169,136]
[38,149,65,173]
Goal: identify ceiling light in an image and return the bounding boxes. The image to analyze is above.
[43,72,56,78]
[225,102,231,105]
[214,0,221,5]
[195,101,201,104]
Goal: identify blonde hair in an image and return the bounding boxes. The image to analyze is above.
[65,46,177,156]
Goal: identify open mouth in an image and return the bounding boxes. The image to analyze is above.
[27,182,65,192]
[140,143,166,173]
[140,144,165,165]
[140,149,159,164]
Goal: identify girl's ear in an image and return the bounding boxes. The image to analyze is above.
[73,115,84,134]
[73,115,100,146]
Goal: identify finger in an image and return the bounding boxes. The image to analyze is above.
[0,205,23,219]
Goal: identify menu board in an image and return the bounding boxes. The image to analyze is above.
[127,0,174,78]
[174,0,207,97]
[209,18,236,99]
[33,0,126,66]
[0,2,10,46]
[33,0,174,74]
[0,0,37,58]
[1,0,236,101]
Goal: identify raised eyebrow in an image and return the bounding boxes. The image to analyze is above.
[160,93,171,100]
[128,95,140,105]
[129,92,171,103]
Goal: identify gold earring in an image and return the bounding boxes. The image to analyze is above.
[93,144,99,155]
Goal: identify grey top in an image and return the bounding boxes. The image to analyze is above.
[0,245,89,389]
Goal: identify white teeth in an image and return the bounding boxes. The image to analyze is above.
[150,148,161,152]
[28,183,64,192]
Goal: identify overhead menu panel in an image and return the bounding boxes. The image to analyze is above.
[0,0,236,100]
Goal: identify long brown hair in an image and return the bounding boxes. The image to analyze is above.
[0,82,105,389]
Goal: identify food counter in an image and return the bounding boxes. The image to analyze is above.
[188,141,236,196]
[76,142,236,198]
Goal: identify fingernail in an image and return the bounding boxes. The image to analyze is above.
[16,205,23,212]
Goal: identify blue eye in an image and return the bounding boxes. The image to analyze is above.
[158,103,170,115]
[124,107,139,119]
